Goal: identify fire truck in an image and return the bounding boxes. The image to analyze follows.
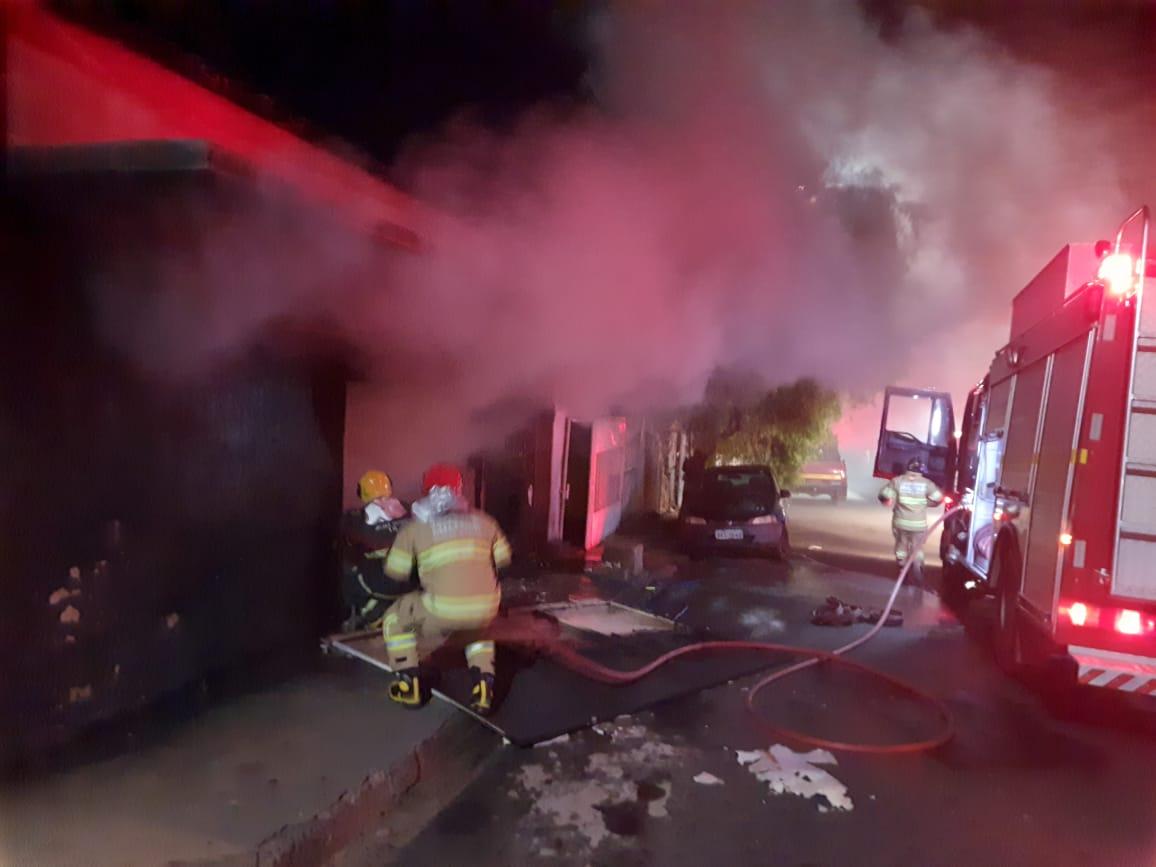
[874,206,1156,695]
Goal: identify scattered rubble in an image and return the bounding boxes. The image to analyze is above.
[535,733,570,748]
[693,772,725,786]
[736,745,853,812]
[509,717,685,857]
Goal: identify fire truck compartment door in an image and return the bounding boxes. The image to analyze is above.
[874,386,956,490]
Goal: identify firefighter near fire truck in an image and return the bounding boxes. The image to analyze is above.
[878,458,944,589]
[874,205,1156,699]
[382,464,513,714]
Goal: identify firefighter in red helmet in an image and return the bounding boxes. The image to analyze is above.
[382,464,512,714]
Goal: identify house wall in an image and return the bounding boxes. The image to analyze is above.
[1,170,347,763]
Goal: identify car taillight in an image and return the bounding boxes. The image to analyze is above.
[749,515,779,526]
[684,516,706,525]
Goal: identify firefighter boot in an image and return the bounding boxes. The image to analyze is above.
[469,667,496,716]
[388,668,428,709]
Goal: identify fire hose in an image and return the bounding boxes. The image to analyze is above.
[540,506,964,755]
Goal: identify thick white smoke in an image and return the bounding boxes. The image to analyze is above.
[97,1,1142,494]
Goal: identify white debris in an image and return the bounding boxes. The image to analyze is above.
[535,733,571,748]
[693,772,725,786]
[739,608,787,635]
[511,724,685,856]
[736,745,853,812]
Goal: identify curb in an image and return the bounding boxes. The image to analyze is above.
[171,714,499,867]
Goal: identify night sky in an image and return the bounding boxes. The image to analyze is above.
[49,1,1156,185]
[51,0,593,168]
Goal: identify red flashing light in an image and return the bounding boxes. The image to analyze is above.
[1061,600,1101,629]
[1098,252,1136,297]
[1116,609,1144,636]
[1060,601,1156,634]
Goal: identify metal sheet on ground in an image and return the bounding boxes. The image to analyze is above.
[325,631,787,747]
[529,599,676,636]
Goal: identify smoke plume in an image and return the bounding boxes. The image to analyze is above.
[97,0,1144,494]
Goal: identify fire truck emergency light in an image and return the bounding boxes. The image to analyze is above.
[1061,600,1156,635]
[1097,252,1136,297]
[1067,602,1089,627]
[1116,609,1144,636]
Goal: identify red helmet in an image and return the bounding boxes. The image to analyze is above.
[422,463,464,496]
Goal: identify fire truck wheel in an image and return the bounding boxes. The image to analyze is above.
[993,543,1024,674]
[939,560,971,613]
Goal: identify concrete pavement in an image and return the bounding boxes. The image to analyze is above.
[0,655,495,867]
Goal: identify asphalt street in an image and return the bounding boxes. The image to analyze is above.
[379,500,1156,867]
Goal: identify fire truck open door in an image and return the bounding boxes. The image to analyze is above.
[967,433,1004,577]
[873,387,956,490]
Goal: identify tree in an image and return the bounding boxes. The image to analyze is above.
[686,371,840,486]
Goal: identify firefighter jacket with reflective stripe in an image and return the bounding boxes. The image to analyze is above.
[384,509,511,621]
[879,472,943,531]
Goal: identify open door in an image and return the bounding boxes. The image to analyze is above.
[966,432,1004,577]
[562,422,592,548]
[874,387,956,489]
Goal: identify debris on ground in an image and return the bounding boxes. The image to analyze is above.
[736,745,853,812]
[534,733,571,748]
[693,772,725,786]
[508,718,685,857]
[810,596,902,628]
[738,607,787,636]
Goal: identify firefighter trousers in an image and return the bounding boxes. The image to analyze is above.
[892,526,926,587]
[383,591,497,676]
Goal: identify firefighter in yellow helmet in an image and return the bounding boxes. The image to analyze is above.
[339,470,410,631]
[878,458,944,589]
[382,464,511,714]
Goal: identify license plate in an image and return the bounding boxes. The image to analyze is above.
[715,529,744,541]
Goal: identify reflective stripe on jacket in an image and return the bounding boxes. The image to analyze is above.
[385,508,510,616]
[879,471,944,531]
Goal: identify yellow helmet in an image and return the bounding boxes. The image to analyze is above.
[358,470,393,504]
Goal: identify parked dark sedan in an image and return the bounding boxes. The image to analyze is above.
[679,465,790,560]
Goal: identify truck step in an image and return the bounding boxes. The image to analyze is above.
[1125,461,1156,477]
[1130,398,1156,414]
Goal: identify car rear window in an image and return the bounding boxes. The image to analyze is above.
[705,469,778,494]
[688,469,780,520]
